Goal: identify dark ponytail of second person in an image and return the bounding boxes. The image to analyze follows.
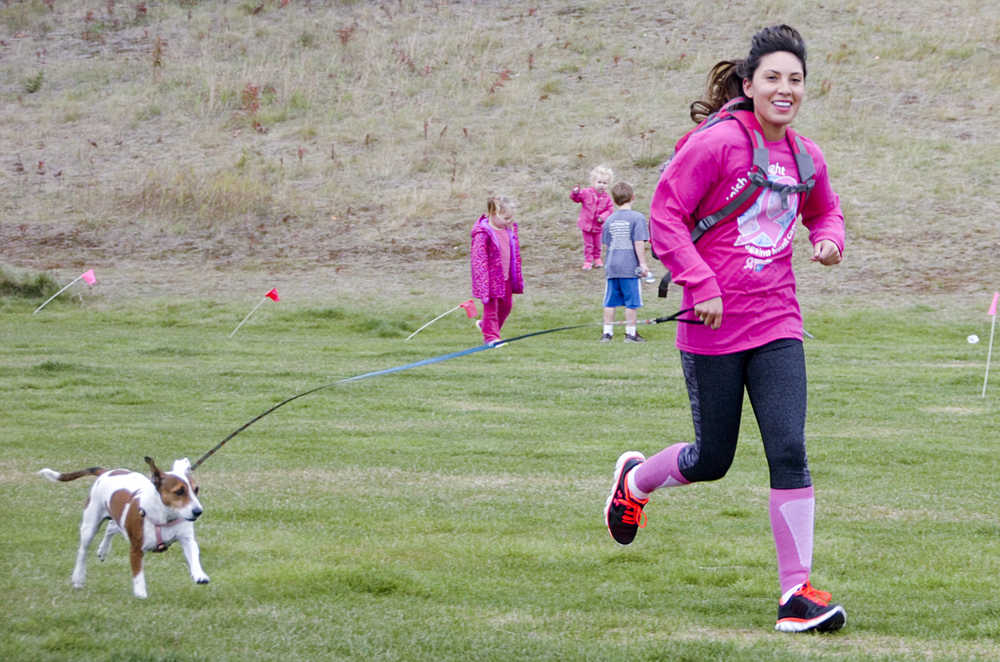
[689,25,808,124]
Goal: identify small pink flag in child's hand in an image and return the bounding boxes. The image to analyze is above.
[265,288,279,302]
[459,299,478,318]
[80,269,96,285]
[989,292,999,317]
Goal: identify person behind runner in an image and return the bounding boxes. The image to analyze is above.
[603,24,848,633]
[599,182,650,343]
[570,164,614,270]
[470,195,524,345]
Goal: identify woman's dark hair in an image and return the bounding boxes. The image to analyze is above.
[689,24,807,123]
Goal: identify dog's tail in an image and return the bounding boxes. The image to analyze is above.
[38,467,106,483]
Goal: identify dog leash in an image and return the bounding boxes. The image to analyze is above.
[191,307,696,470]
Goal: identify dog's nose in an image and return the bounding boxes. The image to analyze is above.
[191,507,202,520]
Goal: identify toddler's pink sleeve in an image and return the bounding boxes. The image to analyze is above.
[598,196,614,222]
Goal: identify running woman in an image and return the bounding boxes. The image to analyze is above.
[604,24,847,633]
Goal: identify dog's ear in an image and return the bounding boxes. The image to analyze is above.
[144,456,163,489]
[175,458,193,476]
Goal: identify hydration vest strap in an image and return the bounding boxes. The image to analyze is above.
[793,134,815,182]
[678,98,817,243]
[751,130,770,174]
[690,123,817,239]
[690,183,758,244]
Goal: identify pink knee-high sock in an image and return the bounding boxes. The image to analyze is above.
[770,486,814,595]
[633,443,691,495]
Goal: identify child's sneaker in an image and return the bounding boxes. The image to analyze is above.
[604,451,648,545]
[594,259,604,268]
[582,261,593,270]
[599,333,613,343]
[624,332,645,343]
[775,581,847,633]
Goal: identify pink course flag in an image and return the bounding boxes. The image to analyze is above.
[459,299,478,318]
[406,299,480,341]
[33,268,99,314]
[984,291,1000,397]
[229,288,280,337]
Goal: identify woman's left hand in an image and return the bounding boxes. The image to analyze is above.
[811,239,842,266]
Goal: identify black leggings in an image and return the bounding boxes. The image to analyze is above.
[677,337,811,490]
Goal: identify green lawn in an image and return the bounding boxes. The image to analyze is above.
[1,298,997,661]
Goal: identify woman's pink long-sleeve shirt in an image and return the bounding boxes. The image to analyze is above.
[649,113,845,355]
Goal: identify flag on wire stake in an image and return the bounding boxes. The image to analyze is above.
[33,269,97,314]
[982,291,998,398]
[229,288,280,337]
[458,299,478,318]
[406,299,478,341]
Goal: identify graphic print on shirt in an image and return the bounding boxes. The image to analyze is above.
[734,164,800,271]
[608,222,635,250]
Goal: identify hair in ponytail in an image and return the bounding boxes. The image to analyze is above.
[487,195,516,218]
[689,24,807,124]
[689,60,745,123]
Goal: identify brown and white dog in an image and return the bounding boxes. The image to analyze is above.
[39,456,208,599]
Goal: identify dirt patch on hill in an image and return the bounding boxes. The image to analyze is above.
[2,0,997,309]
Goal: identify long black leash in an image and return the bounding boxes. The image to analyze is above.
[191,307,696,470]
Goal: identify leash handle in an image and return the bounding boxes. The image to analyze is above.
[653,307,699,325]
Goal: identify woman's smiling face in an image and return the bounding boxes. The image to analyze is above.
[743,50,805,142]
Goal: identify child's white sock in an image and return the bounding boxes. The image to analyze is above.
[626,325,636,336]
[603,324,613,335]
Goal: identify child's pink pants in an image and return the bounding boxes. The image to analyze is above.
[581,230,602,264]
[480,280,513,343]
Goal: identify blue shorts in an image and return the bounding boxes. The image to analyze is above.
[603,277,642,309]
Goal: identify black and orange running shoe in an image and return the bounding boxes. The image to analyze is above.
[604,451,649,545]
[775,580,847,633]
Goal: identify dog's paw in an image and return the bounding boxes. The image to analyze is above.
[194,574,210,585]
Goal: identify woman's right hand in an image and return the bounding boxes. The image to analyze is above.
[694,296,723,329]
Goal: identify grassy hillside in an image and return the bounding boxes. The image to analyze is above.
[1,0,998,306]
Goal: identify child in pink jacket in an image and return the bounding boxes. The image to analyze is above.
[570,164,614,270]
[470,195,523,345]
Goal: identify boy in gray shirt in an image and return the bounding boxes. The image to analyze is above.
[600,182,650,343]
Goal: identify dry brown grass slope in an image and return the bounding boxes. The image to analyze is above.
[1,0,997,308]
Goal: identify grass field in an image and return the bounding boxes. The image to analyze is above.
[1,297,998,661]
[2,0,999,660]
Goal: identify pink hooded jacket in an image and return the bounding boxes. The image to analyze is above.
[470,215,524,303]
[650,112,844,355]
[570,187,614,232]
